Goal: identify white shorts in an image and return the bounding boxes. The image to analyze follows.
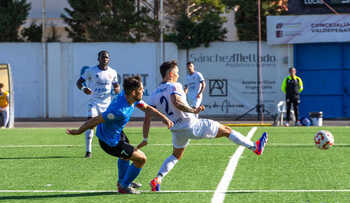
[171,119,221,148]
[87,99,110,118]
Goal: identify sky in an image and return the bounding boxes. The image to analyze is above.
[27,0,71,18]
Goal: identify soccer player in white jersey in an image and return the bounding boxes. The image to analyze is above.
[137,61,268,192]
[76,50,120,158]
[184,62,206,115]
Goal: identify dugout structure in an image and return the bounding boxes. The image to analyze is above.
[0,64,14,128]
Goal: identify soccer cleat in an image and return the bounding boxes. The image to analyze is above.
[117,182,142,189]
[84,152,92,158]
[118,185,141,194]
[254,132,268,156]
[130,182,142,189]
[150,177,160,192]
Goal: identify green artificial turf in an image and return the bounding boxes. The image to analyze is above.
[0,127,349,203]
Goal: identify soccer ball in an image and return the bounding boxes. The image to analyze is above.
[314,130,334,150]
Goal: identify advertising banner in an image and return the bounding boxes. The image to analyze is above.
[267,14,350,45]
[303,0,350,5]
[186,42,288,117]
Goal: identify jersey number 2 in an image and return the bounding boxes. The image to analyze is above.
[160,96,173,115]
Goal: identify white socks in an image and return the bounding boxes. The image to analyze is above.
[85,129,94,152]
[157,155,178,183]
[228,129,256,150]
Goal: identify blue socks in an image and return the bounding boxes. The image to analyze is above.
[118,159,129,183]
[120,163,142,188]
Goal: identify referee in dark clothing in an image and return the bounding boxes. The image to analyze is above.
[281,67,304,126]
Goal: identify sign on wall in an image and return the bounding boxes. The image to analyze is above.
[303,0,350,5]
[288,0,350,14]
[186,42,288,116]
[267,14,350,45]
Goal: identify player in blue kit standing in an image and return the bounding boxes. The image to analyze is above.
[67,76,174,194]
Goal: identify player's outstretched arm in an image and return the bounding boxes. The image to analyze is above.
[137,110,152,149]
[137,103,173,129]
[66,115,104,135]
[136,103,173,149]
[171,94,205,114]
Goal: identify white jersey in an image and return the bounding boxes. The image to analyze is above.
[81,65,118,103]
[185,71,204,101]
[150,82,196,130]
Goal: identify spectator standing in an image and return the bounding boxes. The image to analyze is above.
[281,67,304,126]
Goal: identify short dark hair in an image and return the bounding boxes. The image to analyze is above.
[123,75,142,95]
[289,67,296,72]
[0,83,3,88]
[98,50,109,58]
[186,61,193,66]
[160,60,177,78]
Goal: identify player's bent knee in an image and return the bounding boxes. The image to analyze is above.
[139,151,147,164]
[172,148,185,160]
[132,150,147,167]
[224,126,232,134]
[173,153,182,160]
[217,125,232,137]
[141,155,147,165]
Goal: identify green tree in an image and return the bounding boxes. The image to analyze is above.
[165,0,227,51]
[166,14,198,49]
[21,23,60,42]
[62,0,158,42]
[0,0,31,42]
[21,22,41,42]
[223,0,287,41]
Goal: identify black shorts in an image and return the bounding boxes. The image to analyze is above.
[98,131,134,159]
[286,96,300,104]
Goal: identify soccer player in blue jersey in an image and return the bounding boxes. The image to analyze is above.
[67,76,174,194]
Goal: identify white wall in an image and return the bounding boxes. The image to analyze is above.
[0,42,288,118]
[0,43,44,118]
[48,42,177,118]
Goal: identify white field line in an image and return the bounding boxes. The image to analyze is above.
[1,143,348,148]
[0,145,82,148]
[1,189,350,193]
[211,127,258,203]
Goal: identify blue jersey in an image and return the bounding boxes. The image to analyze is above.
[96,91,144,146]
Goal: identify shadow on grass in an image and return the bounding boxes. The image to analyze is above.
[0,156,82,160]
[0,192,118,200]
